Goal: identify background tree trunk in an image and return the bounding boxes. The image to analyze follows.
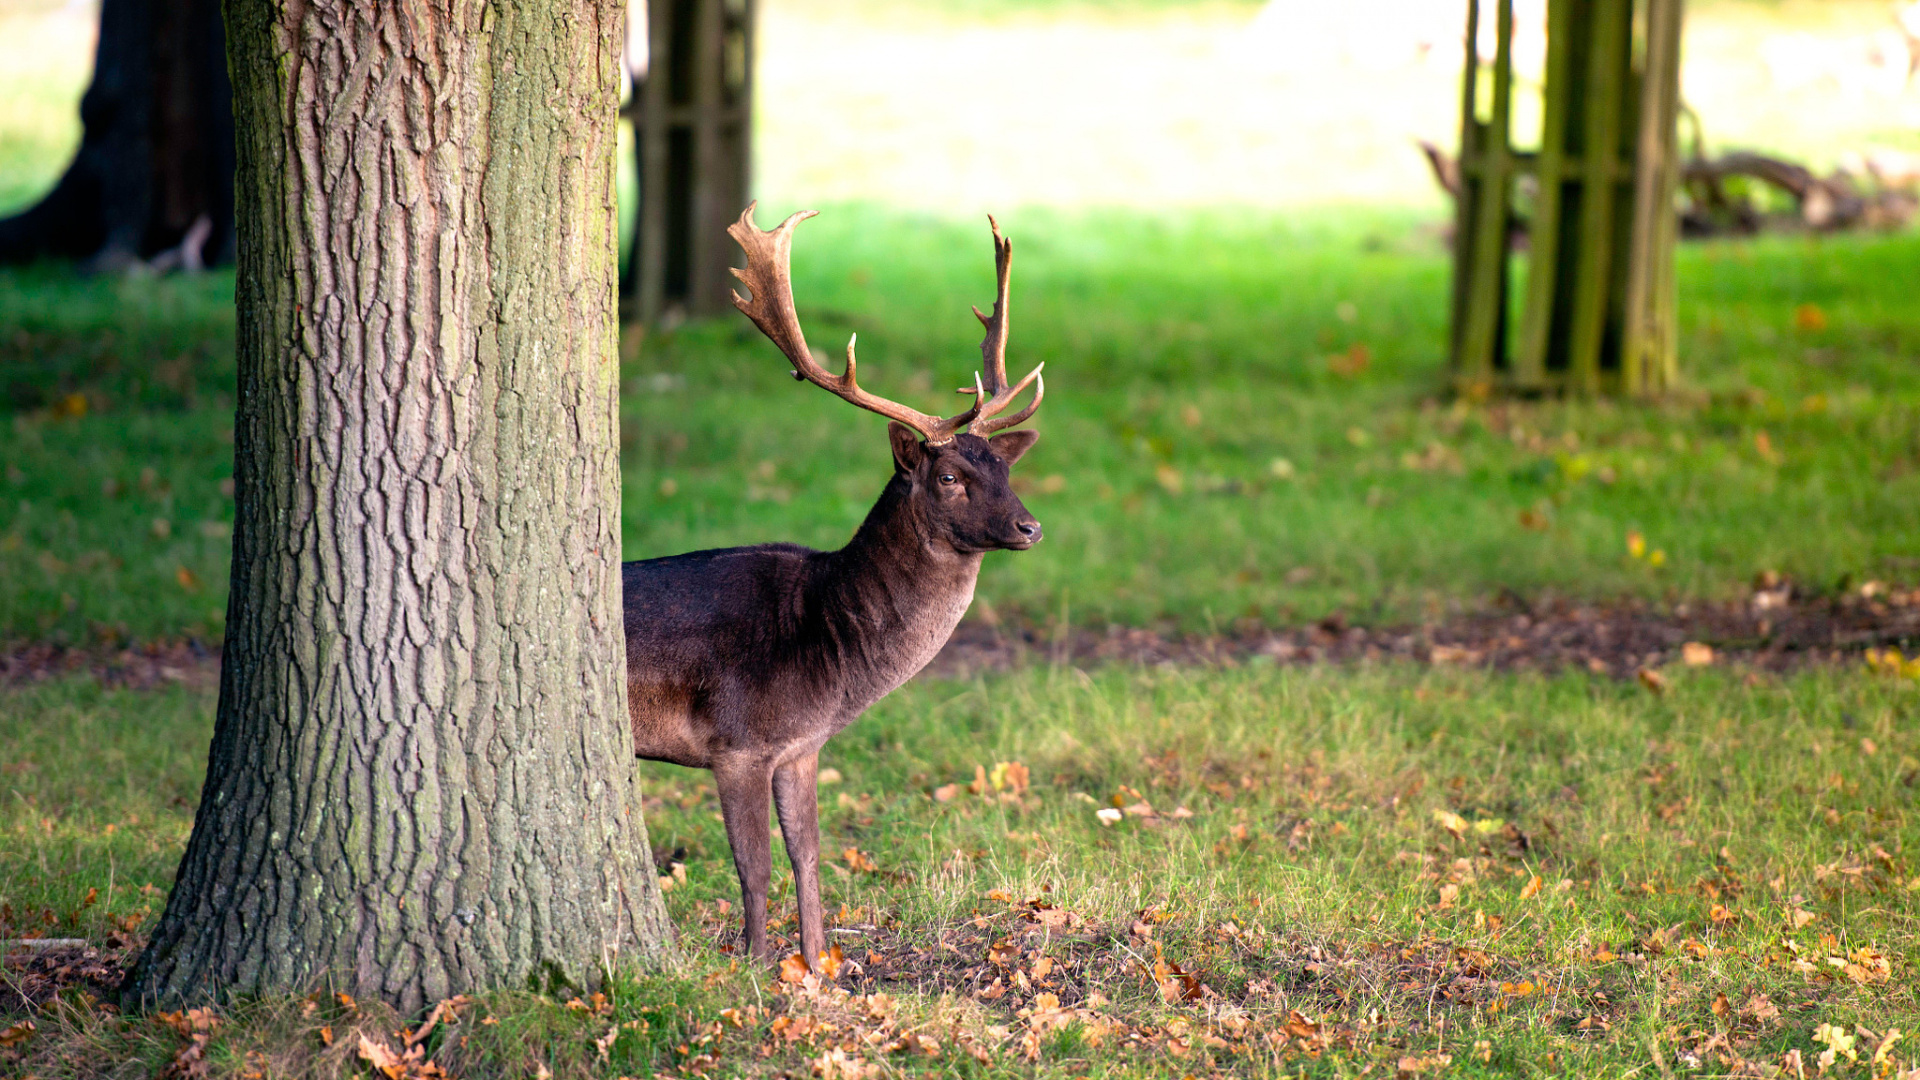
[0,0,234,267]
[125,0,669,1011]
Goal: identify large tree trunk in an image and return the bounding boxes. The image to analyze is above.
[0,0,234,267]
[124,0,669,1011]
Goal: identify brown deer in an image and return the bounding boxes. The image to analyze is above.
[622,204,1045,972]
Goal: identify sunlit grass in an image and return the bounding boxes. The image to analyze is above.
[5,661,1916,1075]
[4,210,1919,641]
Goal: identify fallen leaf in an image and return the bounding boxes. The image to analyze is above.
[816,768,843,785]
[1682,642,1715,666]
[1432,809,1468,839]
[0,1020,34,1048]
[932,783,960,803]
[1638,668,1669,695]
[1740,995,1781,1024]
[1519,874,1542,900]
[1095,807,1122,826]
[989,761,1030,795]
[1794,303,1828,332]
[842,847,877,873]
[780,953,811,983]
[358,1035,405,1080]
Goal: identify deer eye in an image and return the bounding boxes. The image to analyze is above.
[938,473,959,485]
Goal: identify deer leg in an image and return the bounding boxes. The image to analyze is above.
[772,751,825,971]
[714,759,775,961]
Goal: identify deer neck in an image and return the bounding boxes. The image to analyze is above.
[820,474,981,677]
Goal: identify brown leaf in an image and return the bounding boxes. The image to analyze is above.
[1638,668,1669,695]
[1681,642,1715,666]
[1740,995,1782,1024]
[841,848,878,873]
[932,783,960,803]
[1711,992,1730,1017]
[819,943,845,979]
[165,1034,214,1079]
[1519,874,1542,900]
[358,1035,405,1080]
[0,1020,35,1048]
[779,952,811,983]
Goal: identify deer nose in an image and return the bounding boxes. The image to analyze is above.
[1014,519,1042,544]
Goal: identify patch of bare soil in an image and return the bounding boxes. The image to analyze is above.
[0,639,217,690]
[930,579,1920,681]
[4,580,1916,690]
[0,936,141,1013]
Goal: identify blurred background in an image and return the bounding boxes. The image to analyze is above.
[1,0,1917,647]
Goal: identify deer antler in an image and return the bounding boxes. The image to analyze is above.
[729,204,980,444]
[962,215,1043,436]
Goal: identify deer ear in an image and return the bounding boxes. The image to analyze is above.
[888,421,924,474]
[987,429,1039,466]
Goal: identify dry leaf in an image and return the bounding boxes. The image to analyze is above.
[1794,303,1828,331]
[1638,668,1669,695]
[0,1020,34,1048]
[1519,874,1542,900]
[932,783,960,803]
[1682,642,1715,666]
[842,848,877,873]
[780,953,811,983]
[989,761,1030,795]
[359,1035,406,1079]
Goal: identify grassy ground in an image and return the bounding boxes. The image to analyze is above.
[5,210,1919,642]
[5,661,1917,1076]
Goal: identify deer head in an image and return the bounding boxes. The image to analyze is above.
[728,204,1045,552]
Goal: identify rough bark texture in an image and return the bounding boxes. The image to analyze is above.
[0,0,235,266]
[125,0,669,1011]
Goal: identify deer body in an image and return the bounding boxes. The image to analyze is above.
[623,206,1046,971]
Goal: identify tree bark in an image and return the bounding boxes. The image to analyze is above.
[0,0,235,267]
[125,0,669,1012]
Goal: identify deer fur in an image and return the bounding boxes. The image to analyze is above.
[622,206,1045,971]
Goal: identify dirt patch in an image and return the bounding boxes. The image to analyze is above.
[0,639,217,691]
[0,937,140,1013]
[930,580,1920,680]
[5,581,1917,691]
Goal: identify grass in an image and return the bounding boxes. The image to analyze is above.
[5,661,1917,1076]
[5,208,1919,642]
[2,2,1918,1075]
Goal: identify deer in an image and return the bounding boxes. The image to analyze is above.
[622,204,1046,974]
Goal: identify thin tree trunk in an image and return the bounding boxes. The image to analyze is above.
[0,0,234,267]
[125,0,669,1011]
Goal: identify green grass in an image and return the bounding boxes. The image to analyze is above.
[5,206,1919,642]
[6,661,1917,1076]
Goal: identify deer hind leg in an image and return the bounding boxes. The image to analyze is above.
[714,759,775,961]
[772,751,825,972]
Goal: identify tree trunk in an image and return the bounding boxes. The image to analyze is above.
[124,0,669,1012]
[0,0,235,267]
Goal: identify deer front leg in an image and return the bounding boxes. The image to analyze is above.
[772,751,825,972]
[714,759,775,961]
